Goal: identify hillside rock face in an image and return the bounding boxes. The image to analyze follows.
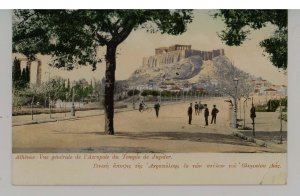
[127,45,229,86]
[128,55,204,85]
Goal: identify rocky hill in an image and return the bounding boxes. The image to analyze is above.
[127,54,239,85]
[127,55,206,85]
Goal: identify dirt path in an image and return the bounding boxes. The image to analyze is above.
[13,97,286,153]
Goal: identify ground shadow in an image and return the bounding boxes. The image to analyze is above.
[115,131,255,147]
[241,131,287,142]
[51,130,106,135]
[12,146,159,153]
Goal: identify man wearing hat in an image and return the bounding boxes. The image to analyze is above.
[204,104,209,126]
[211,104,219,124]
[187,103,193,124]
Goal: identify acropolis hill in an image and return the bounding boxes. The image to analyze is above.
[127,44,229,86]
[143,44,225,67]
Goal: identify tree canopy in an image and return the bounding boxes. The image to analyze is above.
[13,10,193,70]
[12,57,30,89]
[13,9,193,135]
[214,10,287,70]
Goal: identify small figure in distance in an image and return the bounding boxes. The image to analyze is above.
[139,100,146,112]
[154,100,160,118]
[187,103,193,125]
[211,104,219,124]
[199,101,203,113]
[250,103,256,125]
[194,101,199,115]
[204,104,209,126]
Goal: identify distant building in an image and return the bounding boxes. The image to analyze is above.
[169,86,182,92]
[252,78,287,96]
[143,44,225,68]
[136,81,160,91]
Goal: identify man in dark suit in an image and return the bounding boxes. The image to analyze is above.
[187,103,193,124]
[204,104,209,126]
[154,100,160,118]
[211,104,219,124]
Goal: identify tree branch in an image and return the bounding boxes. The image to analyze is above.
[96,33,109,45]
[112,26,133,45]
[15,12,36,27]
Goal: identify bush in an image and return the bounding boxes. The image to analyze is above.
[127,89,140,96]
[255,104,268,112]
[279,113,287,121]
[141,90,160,97]
[256,97,287,112]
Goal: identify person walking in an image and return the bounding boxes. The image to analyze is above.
[154,100,160,118]
[250,104,256,125]
[194,102,199,115]
[199,101,203,113]
[211,104,219,124]
[139,101,146,112]
[187,103,193,125]
[204,104,209,126]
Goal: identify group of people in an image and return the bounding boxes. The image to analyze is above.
[138,100,219,125]
[188,102,219,126]
[193,101,203,115]
[137,99,258,130]
[139,100,161,118]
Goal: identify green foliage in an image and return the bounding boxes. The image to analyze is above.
[127,89,140,96]
[141,90,148,97]
[152,90,159,97]
[161,91,175,97]
[266,97,287,112]
[13,77,96,108]
[255,97,287,112]
[72,78,92,102]
[12,57,21,88]
[13,10,193,70]
[280,113,287,121]
[12,57,30,89]
[13,9,193,133]
[214,10,287,69]
[255,104,268,112]
[141,90,160,97]
[13,83,47,107]
[13,89,31,107]
[160,91,181,97]
[46,77,67,101]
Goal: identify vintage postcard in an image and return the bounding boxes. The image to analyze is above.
[11,9,287,185]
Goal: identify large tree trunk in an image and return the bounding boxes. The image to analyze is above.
[104,44,117,135]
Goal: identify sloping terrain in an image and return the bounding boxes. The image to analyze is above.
[127,55,248,86]
[128,55,203,85]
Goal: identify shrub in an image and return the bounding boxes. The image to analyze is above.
[279,113,287,121]
[127,89,140,96]
[256,97,287,112]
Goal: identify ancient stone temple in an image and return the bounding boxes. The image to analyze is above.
[143,44,225,67]
[19,58,42,86]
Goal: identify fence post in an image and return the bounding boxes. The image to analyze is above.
[31,96,34,121]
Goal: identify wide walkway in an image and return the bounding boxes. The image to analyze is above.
[13,97,286,153]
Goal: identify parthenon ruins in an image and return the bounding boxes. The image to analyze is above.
[143,44,225,67]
